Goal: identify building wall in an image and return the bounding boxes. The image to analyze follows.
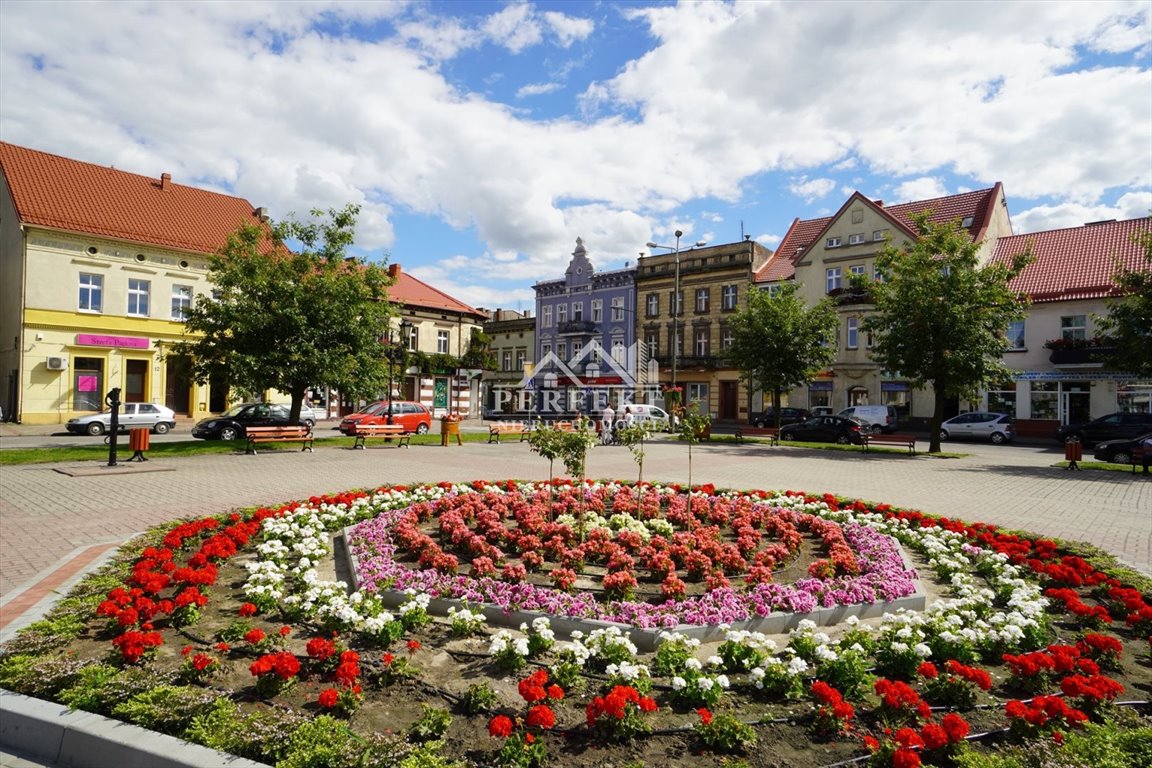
[0,174,26,419]
[396,308,484,418]
[482,315,535,412]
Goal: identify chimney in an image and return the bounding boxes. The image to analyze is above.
[254,206,269,222]
[160,173,171,190]
[387,264,402,279]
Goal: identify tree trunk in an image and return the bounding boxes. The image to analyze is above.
[289,386,308,426]
[930,384,946,454]
[772,388,783,429]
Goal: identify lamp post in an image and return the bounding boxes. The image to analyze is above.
[387,319,414,424]
[646,231,706,390]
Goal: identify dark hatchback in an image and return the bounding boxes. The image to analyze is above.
[1093,431,1152,465]
[780,415,866,445]
[1055,412,1152,446]
[749,407,810,428]
[192,403,308,441]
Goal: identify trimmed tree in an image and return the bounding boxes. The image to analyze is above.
[1096,224,1152,377]
[175,204,394,424]
[863,211,1032,453]
[723,283,838,428]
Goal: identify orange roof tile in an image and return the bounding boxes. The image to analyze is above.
[387,265,485,319]
[0,142,262,255]
[993,217,1151,303]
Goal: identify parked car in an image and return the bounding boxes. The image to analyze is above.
[339,400,432,435]
[1055,412,1152,446]
[1093,432,1152,465]
[749,407,810,428]
[274,403,317,427]
[810,406,834,417]
[192,403,307,441]
[66,403,177,436]
[624,404,670,430]
[780,415,866,445]
[837,405,898,434]
[939,412,1015,444]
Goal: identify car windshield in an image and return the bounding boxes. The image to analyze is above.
[360,402,390,416]
[222,404,253,417]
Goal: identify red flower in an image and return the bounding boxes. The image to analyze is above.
[407,639,421,654]
[941,712,970,743]
[279,626,292,637]
[547,684,564,701]
[696,708,713,725]
[382,653,395,666]
[917,661,938,679]
[238,602,258,617]
[525,704,557,730]
[245,628,266,645]
[488,714,514,738]
[892,749,922,768]
[317,688,340,709]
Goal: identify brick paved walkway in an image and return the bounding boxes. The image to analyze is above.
[2,441,1149,623]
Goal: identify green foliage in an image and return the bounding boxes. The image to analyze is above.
[527,425,566,483]
[614,421,653,486]
[277,715,360,768]
[175,203,395,420]
[954,721,1152,768]
[461,327,498,371]
[864,211,1032,452]
[185,698,307,764]
[1097,223,1152,377]
[695,712,758,754]
[460,681,500,714]
[677,403,712,491]
[724,282,837,422]
[57,663,121,712]
[0,656,96,698]
[400,740,465,768]
[410,704,454,741]
[111,684,220,735]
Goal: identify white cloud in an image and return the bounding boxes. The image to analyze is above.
[482,4,543,54]
[788,177,837,203]
[892,177,950,204]
[542,11,595,47]
[517,82,562,98]
[1013,191,1152,234]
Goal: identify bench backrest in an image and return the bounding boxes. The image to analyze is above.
[356,423,405,433]
[248,425,310,436]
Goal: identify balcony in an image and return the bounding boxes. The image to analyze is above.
[1049,347,1114,367]
[557,320,599,336]
[653,354,720,370]
[832,288,873,306]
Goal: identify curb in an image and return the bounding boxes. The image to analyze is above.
[0,689,270,768]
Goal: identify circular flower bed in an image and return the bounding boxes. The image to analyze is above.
[1,479,1149,768]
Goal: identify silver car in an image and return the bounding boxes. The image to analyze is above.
[275,404,318,427]
[66,402,177,436]
[939,412,1014,444]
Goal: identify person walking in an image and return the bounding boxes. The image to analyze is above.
[601,402,615,445]
[1141,433,1152,474]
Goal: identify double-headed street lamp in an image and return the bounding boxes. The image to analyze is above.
[387,319,414,424]
[646,230,706,390]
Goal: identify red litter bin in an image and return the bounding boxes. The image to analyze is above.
[1064,438,1082,471]
[128,428,150,462]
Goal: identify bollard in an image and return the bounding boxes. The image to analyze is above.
[128,428,150,462]
[105,388,122,467]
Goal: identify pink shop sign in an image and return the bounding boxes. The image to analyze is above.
[75,334,150,349]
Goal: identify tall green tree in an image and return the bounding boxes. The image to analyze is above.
[723,283,838,428]
[1097,223,1152,377]
[175,204,394,424]
[864,211,1032,453]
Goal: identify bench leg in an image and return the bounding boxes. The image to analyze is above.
[246,442,257,455]
[354,436,366,449]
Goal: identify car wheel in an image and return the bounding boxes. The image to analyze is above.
[416,423,430,435]
[780,431,793,441]
[86,422,105,436]
[303,419,315,428]
[1111,450,1132,465]
[836,434,851,444]
[989,432,1007,445]
[219,426,239,441]
[871,424,884,435]
[939,429,950,441]
[153,422,171,435]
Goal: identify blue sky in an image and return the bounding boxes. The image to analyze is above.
[2,1,1150,313]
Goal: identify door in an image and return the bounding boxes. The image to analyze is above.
[208,371,229,413]
[719,381,738,420]
[1060,383,1091,425]
[73,357,104,411]
[165,355,192,415]
[125,359,148,403]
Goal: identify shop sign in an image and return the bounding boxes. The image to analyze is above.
[808,381,833,391]
[881,381,910,392]
[76,334,150,349]
[1011,370,1131,381]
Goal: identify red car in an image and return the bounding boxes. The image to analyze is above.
[339,400,432,435]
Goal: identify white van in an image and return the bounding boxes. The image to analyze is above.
[837,405,898,434]
[625,404,670,430]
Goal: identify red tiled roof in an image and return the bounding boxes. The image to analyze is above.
[0,142,262,255]
[993,217,1151,303]
[754,185,1004,283]
[388,265,485,319]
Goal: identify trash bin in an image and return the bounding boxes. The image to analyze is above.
[128,428,150,462]
[1064,437,1082,471]
[440,415,462,446]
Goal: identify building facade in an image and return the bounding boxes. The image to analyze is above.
[534,238,637,414]
[0,142,266,424]
[480,308,536,414]
[636,239,772,421]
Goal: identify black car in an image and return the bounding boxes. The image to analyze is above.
[1093,431,1152,465]
[780,415,866,445]
[749,407,810,428]
[191,403,309,441]
[1055,412,1152,446]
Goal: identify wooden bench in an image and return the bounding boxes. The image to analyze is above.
[350,423,412,449]
[733,426,780,445]
[489,422,531,444]
[862,433,918,454]
[245,425,314,455]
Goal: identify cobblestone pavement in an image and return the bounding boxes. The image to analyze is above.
[2,439,1149,609]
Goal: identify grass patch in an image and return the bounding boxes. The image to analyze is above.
[1055,460,1147,473]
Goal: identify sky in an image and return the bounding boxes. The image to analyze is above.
[1,0,1150,313]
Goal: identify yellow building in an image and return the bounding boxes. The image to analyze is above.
[0,142,267,424]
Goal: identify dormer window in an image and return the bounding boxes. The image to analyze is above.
[961,216,974,228]
[872,230,887,241]
[826,237,842,248]
[848,233,865,245]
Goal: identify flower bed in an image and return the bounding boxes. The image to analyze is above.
[1,480,1149,768]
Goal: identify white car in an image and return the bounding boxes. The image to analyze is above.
[66,403,177,436]
[939,412,1014,444]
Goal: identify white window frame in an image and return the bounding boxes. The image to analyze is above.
[694,288,709,313]
[645,331,659,357]
[557,342,567,360]
[721,325,734,350]
[556,304,568,324]
[687,383,709,409]
[646,293,659,317]
[78,273,103,312]
[850,265,866,278]
[171,284,192,321]
[873,229,887,241]
[846,317,859,349]
[848,233,865,245]
[515,350,526,370]
[611,338,626,364]
[502,351,513,372]
[826,268,842,293]
[670,290,683,316]
[694,327,709,357]
[1061,315,1087,342]
[826,237,842,248]
[721,284,738,310]
[437,330,450,354]
[611,297,625,321]
[1006,319,1026,350]
[591,299,603,322]
[127,278,150,317]
[542,306,553,328]
[571,302,583,322]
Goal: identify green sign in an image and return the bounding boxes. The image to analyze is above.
[433,377,448,408]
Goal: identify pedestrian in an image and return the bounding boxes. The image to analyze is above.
[1141,433,1152,474]
[601,402,615,445]
[623,406,635,429]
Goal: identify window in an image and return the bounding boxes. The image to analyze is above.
[502,351,513,372]
[866,328,874,348]
[669,290,683,316]
[848,233,865,245]
[873,229,887,241]
[611,297,625,321]
[646,293,660,317]
[720,325,734,350]
[987,381,1016,415]
[874,265,888,282]
[591,299,603,322]
[1030,382,1058,420]
[850,265,866,277]
[557,304,568,323]
[846,317,859,349]
[542,306,553,328]
[557,342,567,360]
[1117,382,1152,413]
[694,328,710,357]
[721,284,738,310]
[672,325,683,356]
[73,357,104,411]
[571,302,583,322]
[695,288,710,313]
[826,268,842,293]
[766,284,783,298]
[171,285,192,321]
[127,279,150,316]
[515,350,526,370]
[1061,315,1087,342]
[1006,320,1026,350]
[687,383,709,410]
[645,331,659,358]
[437,330,450,354]
[79,273,103,312]
[827,237,842,248]
[541,343,552,358]
[405,324,419,350]
[612,339,626,364]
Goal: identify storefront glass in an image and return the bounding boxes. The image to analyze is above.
[1030,381,1058,420]
[1118,382,1152,413]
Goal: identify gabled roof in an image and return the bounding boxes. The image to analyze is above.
[992,217,1151,303]
[754,185,1004,283]
[0,141,262,255]
[388,265,485,320]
